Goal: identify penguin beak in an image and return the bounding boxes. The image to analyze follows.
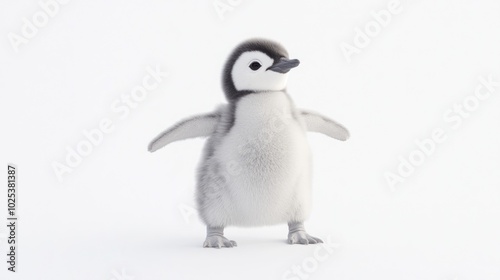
[267,58,300,73]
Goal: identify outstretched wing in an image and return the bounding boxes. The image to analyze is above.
[148,113,219,152]
[300,110,350,141]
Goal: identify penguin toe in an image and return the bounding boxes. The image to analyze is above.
[288,231,323,245]
[311,236,323,244]
[203,236,237,248]
[308,238,318,244]
[299,237,310,245]
[288,233,299,244]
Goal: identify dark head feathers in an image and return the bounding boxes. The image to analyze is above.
[222,38,289,102]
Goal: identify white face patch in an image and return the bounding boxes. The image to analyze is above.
[231,51,289,92]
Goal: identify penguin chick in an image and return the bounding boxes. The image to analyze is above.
[149,38,349,248]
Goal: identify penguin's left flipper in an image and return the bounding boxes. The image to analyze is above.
[148,113,219,152]
[300,110,350,141]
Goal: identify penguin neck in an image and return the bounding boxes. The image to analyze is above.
[232,91,294,126]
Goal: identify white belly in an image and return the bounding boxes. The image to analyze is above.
[213,92,311,226]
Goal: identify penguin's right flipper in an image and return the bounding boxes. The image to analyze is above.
[300,110,350,141]
[148,113,219,152]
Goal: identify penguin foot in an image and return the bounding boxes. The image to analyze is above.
[203,235,237,248]
[287,231,323,245]
[287,221,323,245]
[203,226,236,248]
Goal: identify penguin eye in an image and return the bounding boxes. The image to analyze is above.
[249,61,262,71]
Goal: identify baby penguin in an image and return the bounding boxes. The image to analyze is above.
[149,38,349,248]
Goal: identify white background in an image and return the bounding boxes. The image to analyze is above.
[1,0,500,279]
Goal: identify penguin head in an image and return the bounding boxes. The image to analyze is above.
[222,39,300,101]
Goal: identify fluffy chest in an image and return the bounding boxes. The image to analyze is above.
[216,92,310,181]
